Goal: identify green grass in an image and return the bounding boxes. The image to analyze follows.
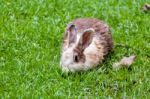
[0,0,150,98]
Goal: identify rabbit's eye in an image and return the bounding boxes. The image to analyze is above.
[74,55,79,62]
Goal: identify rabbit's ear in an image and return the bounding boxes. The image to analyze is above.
[65,24,77,47]
[77,28,94,51]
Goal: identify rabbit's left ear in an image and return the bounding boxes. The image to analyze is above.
[67,24,77,47]
[77,28,94,51]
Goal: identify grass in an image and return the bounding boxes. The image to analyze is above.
[0,0,150,98]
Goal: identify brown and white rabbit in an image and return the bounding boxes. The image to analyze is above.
[60,18,113,72]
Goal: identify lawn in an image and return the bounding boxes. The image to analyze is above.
[0,0,150,98]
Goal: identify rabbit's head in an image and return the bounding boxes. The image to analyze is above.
[60,24,94,71]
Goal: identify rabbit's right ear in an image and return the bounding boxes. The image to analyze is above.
[65,24,77,47]
[77,28,94,52]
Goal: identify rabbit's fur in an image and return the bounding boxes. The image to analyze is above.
[60,18,113,72]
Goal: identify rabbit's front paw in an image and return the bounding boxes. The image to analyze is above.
[62,66,69,73]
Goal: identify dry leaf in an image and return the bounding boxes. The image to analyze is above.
[113,55,136,70]
[143,4,150,12]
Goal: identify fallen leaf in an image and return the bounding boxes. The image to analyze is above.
[143,4,150,12]
[113,55,136,70]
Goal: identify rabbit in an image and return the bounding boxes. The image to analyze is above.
[60,18,113,72]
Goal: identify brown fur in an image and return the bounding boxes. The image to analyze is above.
[73,47,85,63]
[63,18,113,56]
[61,18,113,72]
